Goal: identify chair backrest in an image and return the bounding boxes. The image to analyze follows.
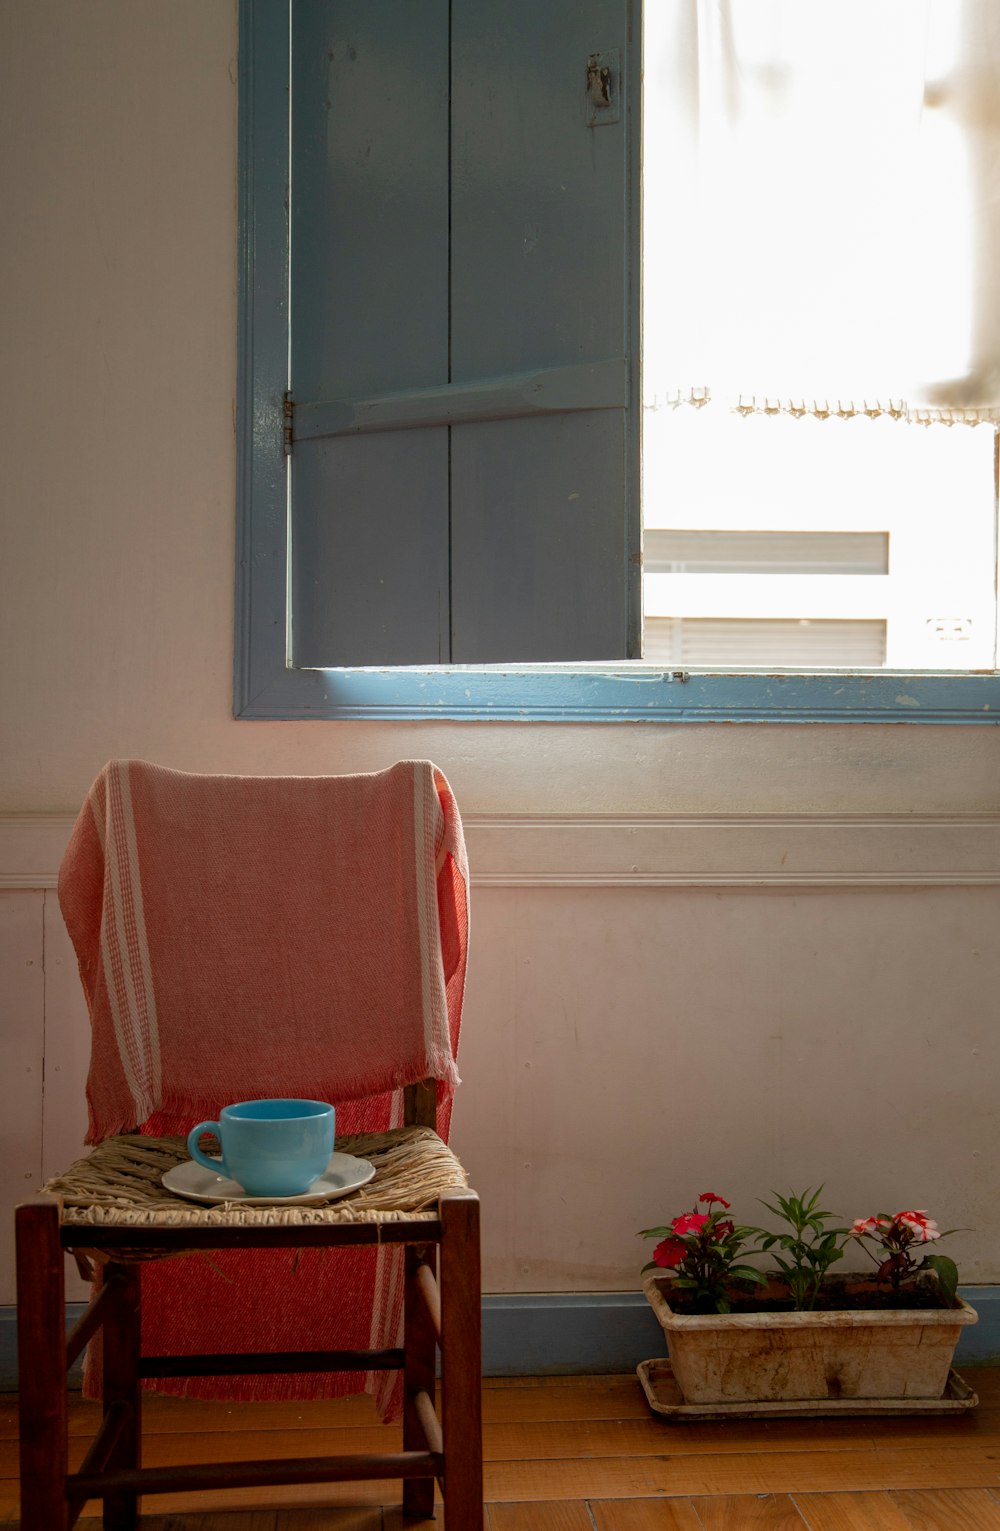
[404,1077,440,1131]
[59,759,469,1144]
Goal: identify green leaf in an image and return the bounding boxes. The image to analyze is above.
[729,1265,769,1285]
[638,1226,671,1239]
[924,1254,959,1305]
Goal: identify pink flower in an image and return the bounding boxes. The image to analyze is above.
[895,1210,940,1242]
[653,1237,687,1269]
[672,1212,710,1236]
[850,1216,890,1237]
[699,1192,731,1209]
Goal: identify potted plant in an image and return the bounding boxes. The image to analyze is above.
[639,1190,978,1410]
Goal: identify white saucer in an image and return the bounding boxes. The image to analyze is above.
[161,1151,376,1206]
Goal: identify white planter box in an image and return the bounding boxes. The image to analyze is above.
[643,1273,979,1405]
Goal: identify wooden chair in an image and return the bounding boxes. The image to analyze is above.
[15,760,483,1529]
[16,1082,482,1527]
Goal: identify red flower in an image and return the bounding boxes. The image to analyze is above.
[714,1219,735,1239]
[653,1237,687,1269]
[699,1192,731,1208]
[672,1212,710,1236]
[894,1210,940,1242]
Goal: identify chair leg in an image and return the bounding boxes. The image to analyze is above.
[439,1190,484,1530]
[16,1196,70,1531]
[100,1262,142,1531]
[403,1243,438,1519]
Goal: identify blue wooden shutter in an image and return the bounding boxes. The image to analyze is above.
[287,0,638,666]
[290,0,451,666]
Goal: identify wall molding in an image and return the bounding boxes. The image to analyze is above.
[465,813,1000,887]
[478,1287,1000,1375]
[5,812,1000,890]
[4,811,1000,891]
[0,816,77,890]
[0,1288,997,1389]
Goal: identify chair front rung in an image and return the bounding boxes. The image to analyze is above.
[69,1447,442,1499]
[139,1345,405,1378]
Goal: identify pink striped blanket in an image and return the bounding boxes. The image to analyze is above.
[58,758,469,1416]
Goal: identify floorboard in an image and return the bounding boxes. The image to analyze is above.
[590,1500,705,1530]
[791,1490,917,1529]
[488,1505,594,1530]
[4,1370,1000,1528]
[889,1488,1000,1529]
[691,1497,808,1529]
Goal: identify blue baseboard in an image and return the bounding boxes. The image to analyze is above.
[481,1287,1000,1376]
[2,1287,998,1391]
[482,1291,665,1375]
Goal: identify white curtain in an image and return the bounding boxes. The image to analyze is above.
[644,0,1000,423]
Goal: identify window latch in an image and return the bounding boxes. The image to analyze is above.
[586,51,620,126]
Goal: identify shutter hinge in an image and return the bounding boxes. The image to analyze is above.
[283,391,294,456]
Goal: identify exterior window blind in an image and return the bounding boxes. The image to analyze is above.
[644,617,887,669]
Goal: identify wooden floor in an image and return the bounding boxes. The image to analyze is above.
[6,1370,1000,1528]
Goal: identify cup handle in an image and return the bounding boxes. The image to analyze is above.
[187,1120,227,1177]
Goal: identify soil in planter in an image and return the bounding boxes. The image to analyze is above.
[658,1275,958,1316]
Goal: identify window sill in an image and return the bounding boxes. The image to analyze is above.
[234,665,1000,723]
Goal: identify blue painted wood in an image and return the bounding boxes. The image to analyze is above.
[235,2,998,721]
[451,412,631,661]
[237,666,1000,723]
[1,1289,998,1389]
[290,3,451,403]
[292,433,452,666]
[449,0,638,662]
[289,0,451,668]
[237,0,641,688]
[293,359,629,439]
[235,0,293,713]
[450,0,631,380]
[481,1288,1000,1376]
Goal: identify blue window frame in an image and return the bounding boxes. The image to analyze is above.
[236,0,1000,724]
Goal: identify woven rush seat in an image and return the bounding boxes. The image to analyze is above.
[45,1126,467,1240]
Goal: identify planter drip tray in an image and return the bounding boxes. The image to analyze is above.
[637,1358,978,1420]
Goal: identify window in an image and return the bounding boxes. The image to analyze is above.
[642,0,1000,683]
[236,0,1000,722]
[643,411,998,671]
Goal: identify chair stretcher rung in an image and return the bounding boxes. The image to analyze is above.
[72,1400,130,1483]
[139,1347,405,1378]
[413,1386,444,1455]
[68,1449,442,1497]
[415,1260,442,1340]
[60,1219,442,1252]
[65,1278,120,1367]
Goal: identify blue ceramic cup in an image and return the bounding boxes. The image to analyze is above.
[186,1098,336,1197]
